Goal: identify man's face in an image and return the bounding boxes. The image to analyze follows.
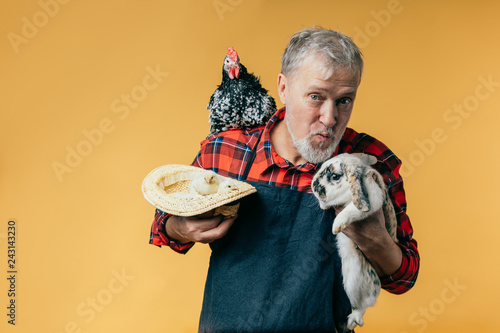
[278,53,360,164]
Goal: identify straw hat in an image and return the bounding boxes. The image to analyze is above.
[142,164,257,217]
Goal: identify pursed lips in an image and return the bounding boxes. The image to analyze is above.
[315,131,332,142]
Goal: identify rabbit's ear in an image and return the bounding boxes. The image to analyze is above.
[366,168,386,191]
[352,153,377,166]
[347,165,371,212]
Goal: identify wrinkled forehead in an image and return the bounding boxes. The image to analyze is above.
[298,51,361,83]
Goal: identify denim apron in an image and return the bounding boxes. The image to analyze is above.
[199,134,352,333]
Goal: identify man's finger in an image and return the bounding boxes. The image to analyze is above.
[198,216,237,243]
[185,214,224,234]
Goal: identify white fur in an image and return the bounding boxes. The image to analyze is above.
[311,153,398,330]
[331,178,383,234]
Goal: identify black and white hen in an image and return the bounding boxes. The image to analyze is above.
[207,47,276,135]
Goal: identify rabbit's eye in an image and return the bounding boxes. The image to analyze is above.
[330,173,342,181]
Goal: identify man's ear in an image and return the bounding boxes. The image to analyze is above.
[277,73,287,105]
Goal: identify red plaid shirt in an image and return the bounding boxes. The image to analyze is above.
[150,108,419,294]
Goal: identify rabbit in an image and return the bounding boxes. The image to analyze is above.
[311,153,398,330]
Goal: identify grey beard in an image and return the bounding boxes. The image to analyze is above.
[286,116,341,164]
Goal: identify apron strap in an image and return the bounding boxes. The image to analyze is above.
[241,129,264,181]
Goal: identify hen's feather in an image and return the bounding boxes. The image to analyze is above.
[207,50,276,135]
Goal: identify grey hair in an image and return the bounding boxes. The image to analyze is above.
[281,27,363,81]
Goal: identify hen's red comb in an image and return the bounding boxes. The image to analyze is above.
[227,47,238,62]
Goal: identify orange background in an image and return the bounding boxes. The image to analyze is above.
[1,0,499,332]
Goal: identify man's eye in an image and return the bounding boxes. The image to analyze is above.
[336,98,351,105]
[310,94,320,101]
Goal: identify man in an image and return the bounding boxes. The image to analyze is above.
[150,27,419,332]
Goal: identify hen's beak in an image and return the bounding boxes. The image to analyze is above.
[228,64,240,79]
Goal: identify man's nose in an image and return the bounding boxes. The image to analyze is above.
[319,101,337,128]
